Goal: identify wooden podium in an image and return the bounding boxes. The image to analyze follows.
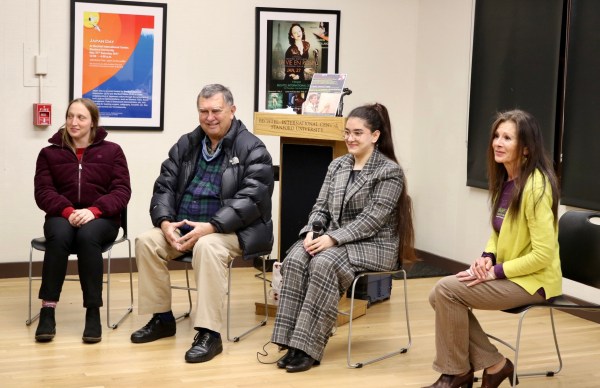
[252,112,368,325]
[254,112,347,256]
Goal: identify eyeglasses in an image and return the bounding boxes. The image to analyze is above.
[343,130,366,140]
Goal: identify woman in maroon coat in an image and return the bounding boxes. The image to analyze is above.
[33,98,131,343]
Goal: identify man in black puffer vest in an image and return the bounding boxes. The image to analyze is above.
[131,84,274,364]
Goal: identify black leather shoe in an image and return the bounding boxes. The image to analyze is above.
[130,314,176,343]
[285,350,320,373]
[185,331,223,363]
[277,348,297,369]
[82,307,102,344]
[35,307,56,342]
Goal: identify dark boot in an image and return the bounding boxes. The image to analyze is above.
[82,307,102,343]
[481,359,518,388]
[35,307,56,342]
[277,348,297,369]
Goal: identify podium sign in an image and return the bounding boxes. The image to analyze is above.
[253,112,345,141]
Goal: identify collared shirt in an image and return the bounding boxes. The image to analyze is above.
[176,149,226,234]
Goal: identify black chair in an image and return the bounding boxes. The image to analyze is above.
[480,210,600,386]
[26,209,133,329]
[342,266,412,368]
[170,253,268,342]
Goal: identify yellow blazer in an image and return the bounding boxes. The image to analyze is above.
[484,170,562,299]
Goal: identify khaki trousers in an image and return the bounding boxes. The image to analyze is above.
[429,275,545,374]
[135,228,242,332]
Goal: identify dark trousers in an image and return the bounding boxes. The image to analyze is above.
[39,217,119,308]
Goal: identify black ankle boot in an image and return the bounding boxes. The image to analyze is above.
[35,307,56,342]
[82,307,102,343]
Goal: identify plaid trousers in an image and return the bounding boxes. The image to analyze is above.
[270,241,359,361]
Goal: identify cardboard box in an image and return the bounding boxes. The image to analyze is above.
[336,295,368,326]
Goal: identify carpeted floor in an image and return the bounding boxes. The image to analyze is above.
[404,261,453,279]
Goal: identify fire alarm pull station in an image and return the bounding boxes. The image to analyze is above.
[34,103,52,126]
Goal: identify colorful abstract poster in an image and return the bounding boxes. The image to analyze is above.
[71,1,166,130]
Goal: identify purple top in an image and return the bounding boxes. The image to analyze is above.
[492,180,515,232]
[486,180,547,299]
[490,180,514,279]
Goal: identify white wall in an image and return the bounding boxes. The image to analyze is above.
[0,0,419,264]
[1,0,598,303]
[412,1,489,260]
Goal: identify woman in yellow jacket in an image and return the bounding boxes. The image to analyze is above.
[424,110,561,388]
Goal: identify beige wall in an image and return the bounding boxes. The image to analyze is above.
[1,0,598,303]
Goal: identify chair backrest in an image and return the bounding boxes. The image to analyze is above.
[120,207,128,238]
[558,210,600,288]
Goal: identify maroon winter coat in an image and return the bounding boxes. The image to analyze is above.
[34,127,131,224]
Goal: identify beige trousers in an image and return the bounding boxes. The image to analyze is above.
[429,275,545,374]
[135,227,242,332]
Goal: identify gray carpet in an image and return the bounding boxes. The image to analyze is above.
[404,261,453,279]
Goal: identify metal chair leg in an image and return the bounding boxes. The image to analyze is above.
[171,262,194,320]
[106,240,134,329]
[512,308,562,381]
[548,309,564,375]
[226,256,268,342]
[481,306,563,386]
[172,255,269,342]
[26,245,39,326]
[347,269,411,368]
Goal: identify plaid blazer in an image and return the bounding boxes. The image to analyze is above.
[299,148,404,271]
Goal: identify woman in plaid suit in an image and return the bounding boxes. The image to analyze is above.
[270,103,416,372]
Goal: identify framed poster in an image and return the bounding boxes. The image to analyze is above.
[255,7,340,113]
[70,0,167,131]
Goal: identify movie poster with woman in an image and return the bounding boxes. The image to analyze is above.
[255,8,340,113]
